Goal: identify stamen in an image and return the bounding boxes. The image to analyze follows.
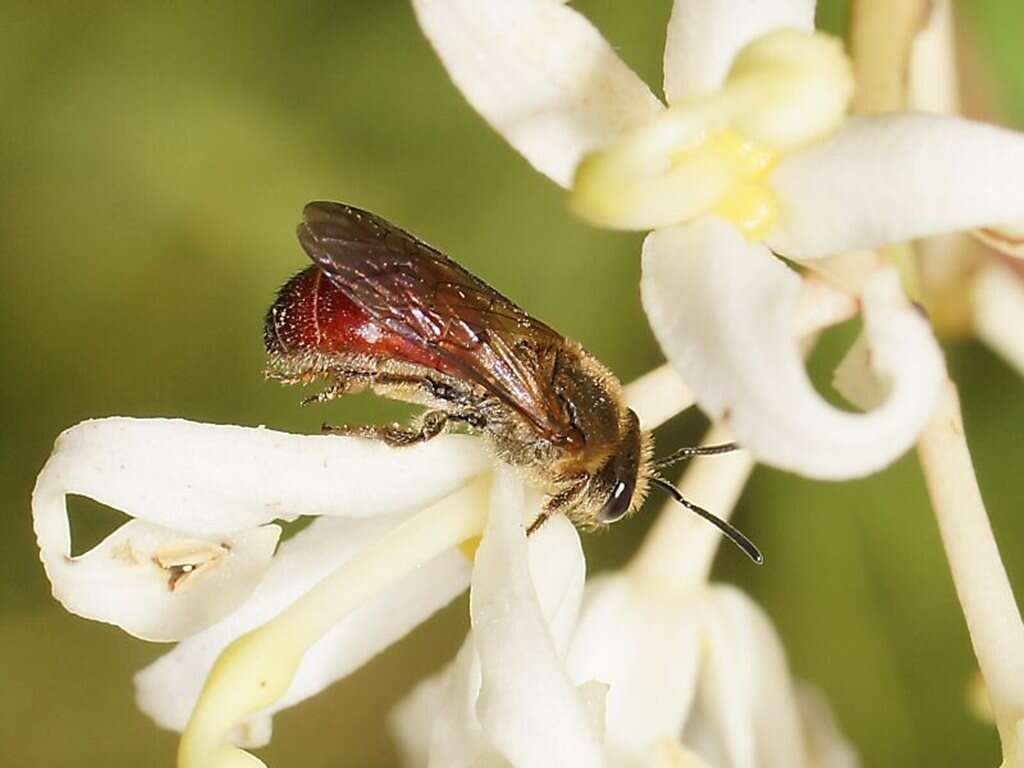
[712,180,777,239]
[569,29,852,236]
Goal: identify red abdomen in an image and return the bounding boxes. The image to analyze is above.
[264,266,450,371]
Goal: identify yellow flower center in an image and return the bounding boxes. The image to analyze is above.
[705,130,778,239]
[569,29,853,239]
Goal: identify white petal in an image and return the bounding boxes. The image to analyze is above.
[40,418,489,532]
[974,263,1024,378]
[390,668,443,768]
[566,574,702,758]
[426,636,509,768]
[394,475,588,768]
[136,511,471,742]
[641,218,945,479]
[44,519,279,643]
[663,0,816,103]
[649,741,715,768]
[391,640,493,768]
[471,466,600,767]
[413,0,663,187]
[33,418,487,639]
[577,680,610,744]
[769,114,1024,259]
[393,633,506,768]
[690,587,808,768]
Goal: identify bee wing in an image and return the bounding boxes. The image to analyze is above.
[297,201,579,445]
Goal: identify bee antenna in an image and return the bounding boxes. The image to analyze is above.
[652,441,741,471]
[650,477,764,565]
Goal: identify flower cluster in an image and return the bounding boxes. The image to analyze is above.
[30,1,1024,767]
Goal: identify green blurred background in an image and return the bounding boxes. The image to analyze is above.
[2,1,1022,765]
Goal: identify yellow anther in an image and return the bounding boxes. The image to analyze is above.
[569,29,849,235]
[713,181,778,240]
[703,129,779,238]
[704,129,775,176]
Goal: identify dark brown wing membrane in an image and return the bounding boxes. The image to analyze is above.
[297,201,580,445]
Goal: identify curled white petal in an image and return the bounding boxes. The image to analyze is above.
[413,0,662,187]
[39,418,489,532]
[471,466,599,767]
[32,418,487,639]
[641,218,945,479]
[136,512,471,741]
[769,114,1024,259]
[44,518,278,643]
[663,0,816,103]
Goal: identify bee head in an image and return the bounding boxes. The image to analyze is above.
[588,409,652,526]
[583,414,763,565]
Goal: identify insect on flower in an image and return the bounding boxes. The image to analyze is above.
[265,202,762,563]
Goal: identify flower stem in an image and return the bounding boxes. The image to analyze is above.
[177,476,491,768]
[628,424,755,594]
[850,0,929,113]
[918,381,1024,761]
[623,363,694,432]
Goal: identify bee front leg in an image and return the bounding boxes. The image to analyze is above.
[527,475,589,536]
[321,409,451,447]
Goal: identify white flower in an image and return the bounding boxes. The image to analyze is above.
[392,434,857,768]
[412,0,1024,480]
[33,418,489,642]
[31,363,696,765]
[32,418,492,760]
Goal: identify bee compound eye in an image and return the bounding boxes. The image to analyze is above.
[597,479,632,524]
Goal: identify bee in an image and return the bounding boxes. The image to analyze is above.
[265,202,762,563]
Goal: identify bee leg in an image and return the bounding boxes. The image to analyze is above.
[301,372,373,406]
[265,370,310,387]
[445,411,487,432]
[321,409,451,447]
[525,511,550,537]
[301,384,345,406]
[527,475,588,536]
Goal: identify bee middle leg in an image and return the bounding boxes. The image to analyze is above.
[321,409,452,447]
